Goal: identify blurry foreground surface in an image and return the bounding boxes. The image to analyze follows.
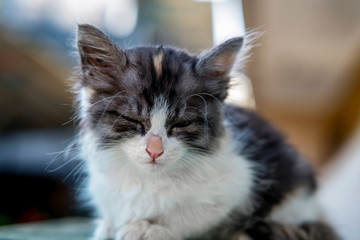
[0,217,93,240]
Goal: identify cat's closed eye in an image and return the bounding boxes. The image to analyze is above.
[106,110,120,116]
[171,119,193,129]
[107,110,145,134]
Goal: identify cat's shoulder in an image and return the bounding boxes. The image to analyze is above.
[224,104,282,140]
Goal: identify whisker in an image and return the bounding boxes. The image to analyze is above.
[74,176,89,198]
[102,114,124,140]
[62,161,85,182]
[96,91,128,126]
[46,154,80,173]
[88,90,126,109]
[61,115,78,126]
[186,147,216,155]
[45,139,79,171]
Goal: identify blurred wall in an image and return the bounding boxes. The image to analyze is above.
[243,0,360,168]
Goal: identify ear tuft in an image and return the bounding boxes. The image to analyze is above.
[77,24,125,89]
[196,37,243,76]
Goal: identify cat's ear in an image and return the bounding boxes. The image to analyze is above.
[77,24,125,89]
[196,37,243,77]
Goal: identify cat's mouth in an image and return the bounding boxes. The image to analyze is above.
[142,155,171,169]
[149,158,158,164]
[142,159,168,172]
[146,158,164,165]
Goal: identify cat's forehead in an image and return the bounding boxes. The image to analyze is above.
[126,46,195,72]
[122,46,200,109]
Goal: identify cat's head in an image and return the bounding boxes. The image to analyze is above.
[76,24,243,173]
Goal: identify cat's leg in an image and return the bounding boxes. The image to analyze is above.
[244,220,340,240]
[114,220,176,240]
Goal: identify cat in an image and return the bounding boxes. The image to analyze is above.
[73,24,339,240]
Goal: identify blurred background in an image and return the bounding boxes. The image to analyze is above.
[0,0,359,239]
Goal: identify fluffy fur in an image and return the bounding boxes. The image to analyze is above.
[73,24,339,240]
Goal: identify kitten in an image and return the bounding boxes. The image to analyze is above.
[74,24,339,240]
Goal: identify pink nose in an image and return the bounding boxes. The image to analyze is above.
[146,134,164,162]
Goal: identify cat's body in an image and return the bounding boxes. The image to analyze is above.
[74,24,339,240]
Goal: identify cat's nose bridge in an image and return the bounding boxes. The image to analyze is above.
[146,133,164,161]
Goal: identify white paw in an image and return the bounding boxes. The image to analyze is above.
[115,221,176,240]
[93,219,113,240]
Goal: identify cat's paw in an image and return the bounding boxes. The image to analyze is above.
[115,221,175,240]
[93,219,113,240]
